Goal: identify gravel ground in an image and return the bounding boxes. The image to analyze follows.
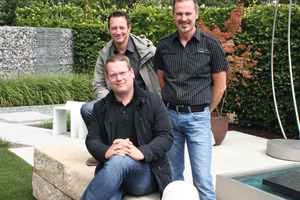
[0,104,64,124]
[0,104,60,115]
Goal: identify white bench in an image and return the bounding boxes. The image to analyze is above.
[53,101,87,139]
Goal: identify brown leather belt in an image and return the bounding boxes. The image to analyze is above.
[165,102,209,114]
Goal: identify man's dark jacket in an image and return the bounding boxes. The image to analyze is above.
[85,84,174,193]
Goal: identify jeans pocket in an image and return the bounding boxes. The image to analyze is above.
[190,108,210,121]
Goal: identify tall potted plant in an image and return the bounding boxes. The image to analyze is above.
[198,2,261,145]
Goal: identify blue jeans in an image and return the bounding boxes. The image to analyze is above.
[80,155,158,200]
[167,106,215,200]
[81,100,98,128]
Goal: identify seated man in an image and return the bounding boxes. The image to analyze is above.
[81,54,173,200]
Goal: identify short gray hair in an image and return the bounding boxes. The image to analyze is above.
[172,0,198,12]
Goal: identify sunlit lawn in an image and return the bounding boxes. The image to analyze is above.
[0,147,35,200]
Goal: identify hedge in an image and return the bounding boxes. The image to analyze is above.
[233,5,300,138]
[15,4,300,138]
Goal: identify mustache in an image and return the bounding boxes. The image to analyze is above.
[179,21,190,24]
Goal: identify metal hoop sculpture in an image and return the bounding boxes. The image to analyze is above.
[287,0,300,137]
[271,0,300,139]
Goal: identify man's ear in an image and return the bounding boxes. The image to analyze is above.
[106,75,110,84]
[130,68,135,79]
[128,24,131,32]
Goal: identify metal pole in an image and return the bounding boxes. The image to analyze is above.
[287,0,300,137]
[271,0,287,139]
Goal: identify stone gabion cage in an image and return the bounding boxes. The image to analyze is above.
[0,26,74,79]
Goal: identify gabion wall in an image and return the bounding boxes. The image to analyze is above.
[0,26,73,79]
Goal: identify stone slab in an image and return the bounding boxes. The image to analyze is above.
[34,144,94,200]
[33,144,160,200]
[262,173,300,199]
[32,172,71,200]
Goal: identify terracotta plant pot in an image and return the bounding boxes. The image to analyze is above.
[211,112,229,146]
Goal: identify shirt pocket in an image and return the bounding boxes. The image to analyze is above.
[187,49,211,76]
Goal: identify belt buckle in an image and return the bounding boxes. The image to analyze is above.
[176,105,185,114]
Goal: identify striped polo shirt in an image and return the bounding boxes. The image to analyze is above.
[153,27,230,106]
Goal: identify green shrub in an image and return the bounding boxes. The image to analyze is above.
[129,4,176,45]
[0,73,95,107]
[0,137,10,148]
[232,5,300,138]
[14,4,300,138]
[72,23,109,74]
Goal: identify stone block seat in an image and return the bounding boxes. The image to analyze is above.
[32,144,160,200]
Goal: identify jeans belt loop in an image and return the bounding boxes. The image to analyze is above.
[176,105,185,114]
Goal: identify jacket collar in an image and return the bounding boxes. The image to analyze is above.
[110,36,135,55]
[99,34,155,64]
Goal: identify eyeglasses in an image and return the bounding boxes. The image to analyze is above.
[108,68,131,80]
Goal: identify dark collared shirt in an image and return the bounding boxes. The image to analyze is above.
[153,27,230,106]
[110,37,145,89]
[113,95,138,147]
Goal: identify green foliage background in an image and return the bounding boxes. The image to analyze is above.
[0,74,95,106]
[8,3,300,138]
[235,5,300,138]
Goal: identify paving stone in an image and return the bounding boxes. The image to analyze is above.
[33,144,160,200]
[262,172,300,199]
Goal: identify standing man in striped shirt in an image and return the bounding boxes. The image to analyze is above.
[153,0,230,199]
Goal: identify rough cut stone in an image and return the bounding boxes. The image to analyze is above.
[32,172,71,200]
[0,26,73,79]
[34,144,94,200]
[33,144,160,200]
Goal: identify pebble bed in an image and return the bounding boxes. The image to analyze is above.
[0,104,63,124]
[0,26,73,79]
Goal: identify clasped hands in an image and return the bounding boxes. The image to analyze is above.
[105,138,144,161]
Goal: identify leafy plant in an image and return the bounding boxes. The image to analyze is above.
[0,137,10,148]
[13,2,300,137]
[0,73,95,107]
[198,1,261,116]
[235,4,300,138]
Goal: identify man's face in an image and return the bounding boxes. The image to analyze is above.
[108,16,131,45]
[106,60,135,96]
[173,0,199,34]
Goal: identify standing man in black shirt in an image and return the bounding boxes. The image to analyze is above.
[153,0,230,199]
